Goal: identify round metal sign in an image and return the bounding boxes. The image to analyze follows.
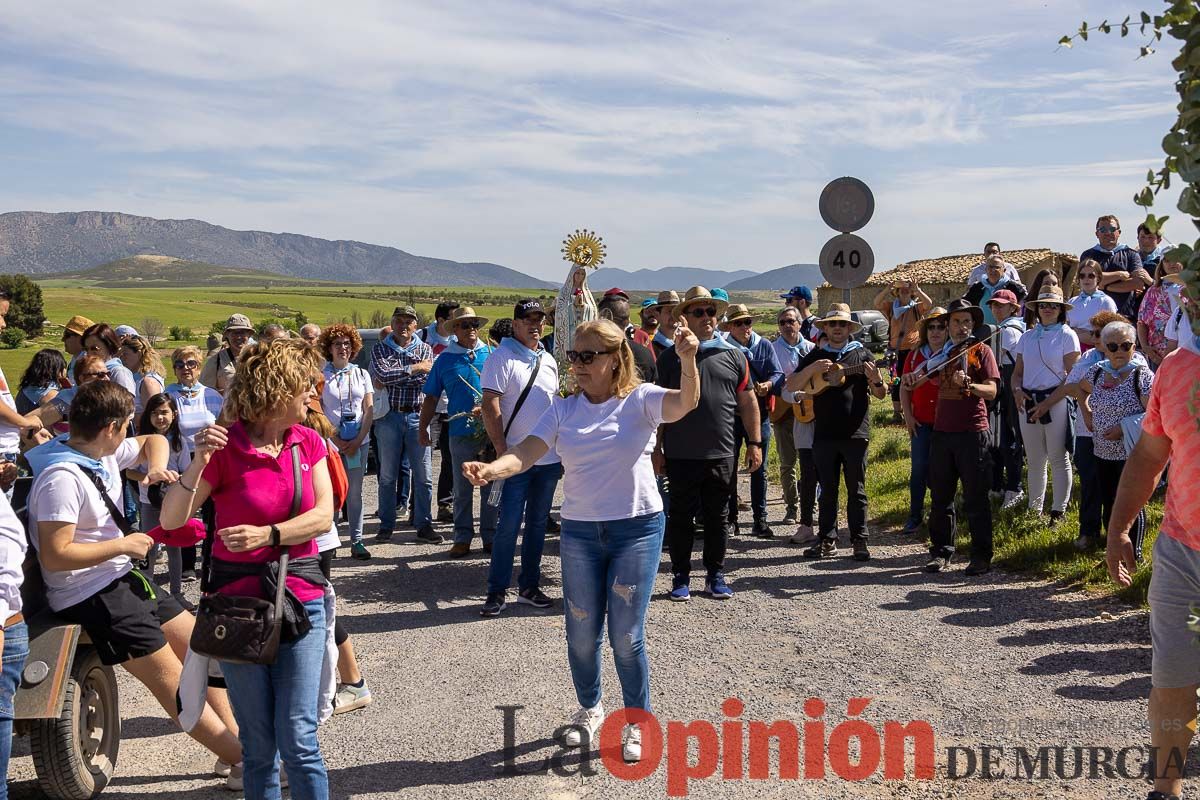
[819,177,875,233]
[819,233,875,290]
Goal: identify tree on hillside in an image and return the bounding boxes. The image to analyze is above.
[0,275,45,338]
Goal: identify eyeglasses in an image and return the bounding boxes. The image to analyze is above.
[730,319,754,328]
[1105,342,1134,353]
[566,349,616,364]
[824,321,849,328]
[778,318,798,326]
[173,359,200,370]
[80,371,109,380]
[1097,226,1119,234]
[331,340,353,349]
[925,323,947,331]
[455,321,484,330]
[688,307,718,319]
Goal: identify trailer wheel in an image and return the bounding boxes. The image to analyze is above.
[29,647,120,799]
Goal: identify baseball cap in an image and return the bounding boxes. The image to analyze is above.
[780,285,813,302]
[641,298,656,308]
[603,287,630,301]
[391,305,418,320]
[114,325,139,338]
[513,298,546,319]
[711,288,730,302]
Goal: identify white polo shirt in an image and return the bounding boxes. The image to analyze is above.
[480,337,561,466]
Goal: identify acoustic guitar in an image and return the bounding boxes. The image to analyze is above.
[768,391,812,424]
[792,360,889,423]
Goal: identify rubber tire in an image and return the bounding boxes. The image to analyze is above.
[29,647,120,799]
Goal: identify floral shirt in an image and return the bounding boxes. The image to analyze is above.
[1087,364,1153,461]
[1140,284,1179,357]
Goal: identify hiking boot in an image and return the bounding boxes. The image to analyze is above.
[669,574,690,602]
[1000,490,1025,510]
[789,524,815,545]
[1048,510,1064,524]
[1074,534,1098,552]
[376,528,393,543]
[562,703,604,747]
[803,538,838,559]
[350,541,372,560]
[415,525,443,544]
[925,555,951,573]
[852,540,871,562]
[480,592,507,617]
[517,587,553,609]
[705,572,733,599]
[436,504,454,523]
[332,680,373,714]
[901,518,922,535]
[447,542,470,558]
[964,559,992,576]
[753,520,774,539]
[781,506,797,524]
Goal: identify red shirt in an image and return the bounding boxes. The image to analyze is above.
[904,348,939,426]
[633,327,653,347]
[931,344,1000,433]
[202,422,327,601]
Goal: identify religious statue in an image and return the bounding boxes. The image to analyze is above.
[553,229,607,365]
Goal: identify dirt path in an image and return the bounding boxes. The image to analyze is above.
[7,466,1160,799]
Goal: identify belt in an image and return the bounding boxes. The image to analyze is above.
[4,612,23,629]
[393,405,420,414]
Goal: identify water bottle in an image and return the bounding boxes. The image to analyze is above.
[487,478,505,507]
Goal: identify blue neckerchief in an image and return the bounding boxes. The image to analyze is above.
[891,299,917,319]
[982,275,1006,291]
[778,336,807,361]
[382,334,424,356]
[698,335,738,352]
[1097,359,1137,380]
[653,330,673,349]
[821,340,865,357]
[168,382,202,399]
[1093,243,1129,256]
[731,330,761,356]
[104,357,123,373]
[919,343,936,360]
[1035,322,1064,339]
[500,335,542,366]
[923,339,957,371]
[26,435,111,483]
[1077,288,1104,300]
[1000,317,1027,333]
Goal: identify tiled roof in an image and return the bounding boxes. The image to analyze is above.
[824,249,1078,288]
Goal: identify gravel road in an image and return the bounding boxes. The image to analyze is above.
[7,460,1163,799]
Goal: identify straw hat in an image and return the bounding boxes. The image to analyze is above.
[647,290,680,311]
[64,315,94,336]
[674,285,729,318]
[447,306,490,327]
[813,303,863,333]
[720,303,754,331]
[917,306,948,332]
[1031,285,1073,311]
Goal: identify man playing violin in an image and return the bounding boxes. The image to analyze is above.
[904,298,1001,576]
[786,304,887,561]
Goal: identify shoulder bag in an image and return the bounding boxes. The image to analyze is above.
[190,442,301,665]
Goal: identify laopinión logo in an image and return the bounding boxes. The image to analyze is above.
[497,698,1168,796]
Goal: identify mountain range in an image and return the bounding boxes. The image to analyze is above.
[0,210,822,291]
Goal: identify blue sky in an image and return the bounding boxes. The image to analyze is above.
[0,1,1186,282]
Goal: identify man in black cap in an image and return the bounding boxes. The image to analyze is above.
[780,286,817,341]
[911,298,1001,575]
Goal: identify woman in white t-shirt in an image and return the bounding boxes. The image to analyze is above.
[1011,287,1081,520]
[463,319,699,764]
[318,325,375,560]
[1066,261,1118,349]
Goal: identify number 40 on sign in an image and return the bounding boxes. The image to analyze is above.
[819,233,875,291]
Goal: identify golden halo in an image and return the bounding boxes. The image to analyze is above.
[561,229,606,268]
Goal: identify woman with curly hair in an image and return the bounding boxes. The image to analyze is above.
[318,323,374,560]
[161,339,334,798]
[120,335,166,415]
[16,348,67,414]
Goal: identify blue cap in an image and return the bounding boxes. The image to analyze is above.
[711,288,730,302]
[780,285,813,302]
[641,298,656,308]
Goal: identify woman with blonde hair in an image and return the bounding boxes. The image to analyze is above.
[161,339,334,798]
[120,335,166,415]
[463,319,700,763]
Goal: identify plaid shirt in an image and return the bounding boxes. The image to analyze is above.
[165,383,224,453]
[370,336,433,412]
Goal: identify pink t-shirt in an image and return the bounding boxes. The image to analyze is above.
[202,421,327,601]
[1143,348,1200,550]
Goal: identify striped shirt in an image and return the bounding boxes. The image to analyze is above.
[370,336,433,412]
[165,383,224,453]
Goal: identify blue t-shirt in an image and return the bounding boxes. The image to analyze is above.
[422,343,494,437]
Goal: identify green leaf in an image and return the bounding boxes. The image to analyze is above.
[1141,11,1151,23]
[1121,21,1130,36]
[1079,20,1089,41]
[1135,186,1156,207]
[1178,186,1200,215]
[1143,46,1157,59]
[1098,20,1111,34]
[1058,34,1073,47]
[1164,131,1186,157]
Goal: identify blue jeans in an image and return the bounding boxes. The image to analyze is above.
[342,460,365,544]
[1,622,29,800]
[907,423,933,526]
[374,411,431,531]
[222,599,327,800]
[560,512,664,712]
[487,462,561,595]
[731,418,772,523]
[449,435,497,545]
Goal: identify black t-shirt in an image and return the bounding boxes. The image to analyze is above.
[627,337,657,384]
[657,344,749,460]
[796,346,873,441]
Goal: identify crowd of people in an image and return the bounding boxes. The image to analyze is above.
[0,211,1197,799]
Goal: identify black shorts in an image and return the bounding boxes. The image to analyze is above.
[57,570,188,665]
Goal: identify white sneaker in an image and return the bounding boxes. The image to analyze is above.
[562,703,604,747]
[1001,490,1025,510]
[333,681,373,714]
[623,725,643,763]
[789,524,814,545]
[213,759,233,778]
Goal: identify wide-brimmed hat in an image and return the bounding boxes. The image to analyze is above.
[674,285,729,318]
[224,313,253,333]
[64,315,94,336]
[943,298,984,329]
[917,306,949,331]
[813,303,863,333]
[719,304,754,330]
[648,290,680,311]
[1031,285,1073,311]
[986,289,1020,308]
[448,306,489,327]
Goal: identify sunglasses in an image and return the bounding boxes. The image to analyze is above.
[566,349,616,365]
[730,319,754,328]
[1105,342,1134,353]
[1096,226,1119,234]
[688,307,718,319]
[1037,304,1060,311]
[824,321,849,328]
[778,318,798,325]
[173,359,200,370]
[80,371,110,380]
[455,320,484,330]
[925,323,947,331]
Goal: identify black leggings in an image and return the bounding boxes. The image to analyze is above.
[1096,457,1146,561]
[317,550,349,646]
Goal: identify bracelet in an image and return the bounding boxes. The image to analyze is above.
[177,477,198,494]
[681,370,698,378]
[747,441,763,448]
[269,525,281,547]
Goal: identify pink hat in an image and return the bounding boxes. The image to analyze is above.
[987,289,1020,307]
[146,518,206,548]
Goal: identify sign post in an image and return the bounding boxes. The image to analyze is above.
[817,177,876,305]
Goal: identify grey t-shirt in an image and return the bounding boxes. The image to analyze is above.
[656,344,749,460]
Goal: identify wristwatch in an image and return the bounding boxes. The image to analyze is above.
[747,441,763,449]
[269,524,281,547]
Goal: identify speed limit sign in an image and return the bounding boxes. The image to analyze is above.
[819,233,874,290]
